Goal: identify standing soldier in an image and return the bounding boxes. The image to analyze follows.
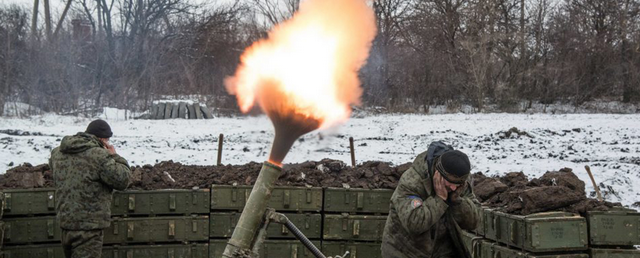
[49,119,131,258]
[382,141,480,258]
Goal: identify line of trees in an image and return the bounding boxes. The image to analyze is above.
[1,0,639,116]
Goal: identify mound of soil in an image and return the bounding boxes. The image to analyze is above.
[472,168,619,215]
[0,163,54,188]
[1,159,410,190]
[1,161,622,216]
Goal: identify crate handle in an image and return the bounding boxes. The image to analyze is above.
[342,217,348,231]
[306,188,312,204]
[494,216,501,239]
[353,220,360,237]
[4,193,11,211]
[292,245,298,258]
[509,221,516,243]
[127,222,134,240]
[47,248,54,258]
[128,195,135,212]
[4,223,10,241]
[356,192,364,210]
[284,190,291,208]
[192,192,198,205]
[350,247,357,258]
[47,191,55,210]
[168,248,175,258]
[169,220,176,238]
[344,191,350,204]
[192,220,198,233]
[232,187,237,202]
[282,223,289,235]
[47,219,55,238]
[169,194,176,211]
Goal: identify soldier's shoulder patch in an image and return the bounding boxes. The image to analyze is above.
[408,195,423,209]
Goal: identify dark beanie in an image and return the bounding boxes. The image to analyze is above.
[86,119,113,138]
[440,150,471,178]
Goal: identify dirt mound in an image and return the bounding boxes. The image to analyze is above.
[0,163,54,189]
[1,160,409,190]
[472,168,619,215]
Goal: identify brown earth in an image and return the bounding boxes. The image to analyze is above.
[472,168,620,215]
[1,161,621,215]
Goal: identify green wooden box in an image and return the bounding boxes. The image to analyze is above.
[209,212,321,239]
[321,241,382,258]
[102,244,209,258]
[1,216,60,244]
[492,243,590,258]
[104,216,209,244]
[1,189,56,217]
[0,244,64,258]
[460,230,483,258]
[590,248,640,258]
[210,185,322,212]
[587,209,640,246]
[111,189,210,216]
[323,188,392,214]
[208,239,321,258]
[484,210,588,253]
[323,214,386,241]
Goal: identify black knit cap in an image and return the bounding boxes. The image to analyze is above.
[438,150,471,183]
[85,119,113,138]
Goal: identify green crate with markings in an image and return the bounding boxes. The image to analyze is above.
[460,230,483,258]
[1,189,56,217]
[590,247,640,258]
[484,210,588,253]
[323,188,392,214]
[321,241,382,258]
[208,239,321,258]
[0,244,64,258]
[210,185,322,212]
[104,216,209,244]
[587,208,640,246]
[322,214,386,241]
[102,243,209,258]
[491,243,590,258]
[111,189,210,216]
[1,216,61,244]
[209,212,321,239]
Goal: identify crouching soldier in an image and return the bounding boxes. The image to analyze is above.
[382,141,480,258]
[49,119,131,258]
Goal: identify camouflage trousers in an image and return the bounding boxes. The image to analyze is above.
[61,229,104,258]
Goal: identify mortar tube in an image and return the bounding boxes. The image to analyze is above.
[223,161,282,257]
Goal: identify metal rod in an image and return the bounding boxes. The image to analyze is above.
[217,133,224,166]
[284,218,326,258]
[349,137,355,167]
[585,165,603,202]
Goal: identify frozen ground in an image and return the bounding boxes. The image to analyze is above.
[1,110,639,208]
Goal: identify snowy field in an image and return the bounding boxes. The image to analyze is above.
[1,111,639,208]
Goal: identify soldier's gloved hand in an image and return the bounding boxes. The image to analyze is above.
[447,183,467,205]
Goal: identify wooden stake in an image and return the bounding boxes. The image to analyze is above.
[349,137,355,167]
[585,165,603,202]
[217,133,224,166]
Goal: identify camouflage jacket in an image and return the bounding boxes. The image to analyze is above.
[381,151,480,258]
[49,132,131,230]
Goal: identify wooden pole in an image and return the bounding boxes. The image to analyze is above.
[217,134,224,166]
[349,137,355,167]
[585,165,603,202]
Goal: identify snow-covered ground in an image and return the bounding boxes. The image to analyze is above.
[1,111,639,208]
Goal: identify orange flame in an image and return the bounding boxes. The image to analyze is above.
[225,0,377,129]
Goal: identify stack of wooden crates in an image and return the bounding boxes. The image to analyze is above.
[462,207,640,258]
[2,186,639,258]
